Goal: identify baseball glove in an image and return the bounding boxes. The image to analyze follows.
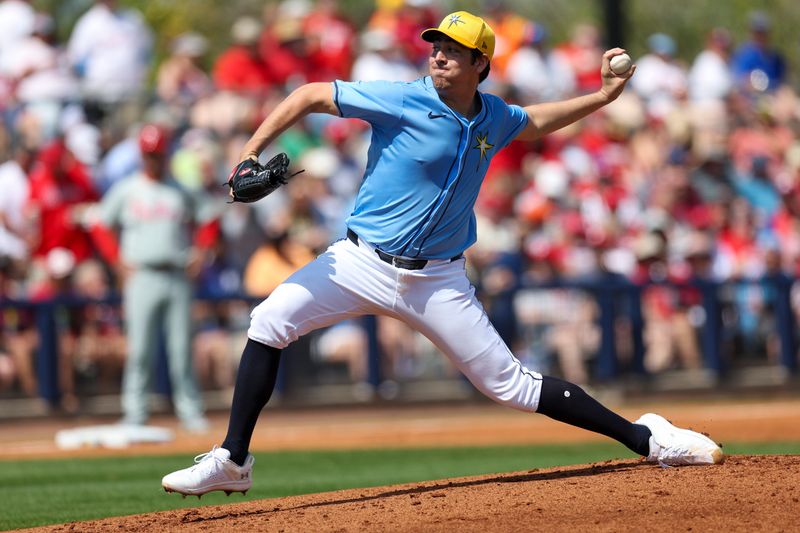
[225,153,301,203]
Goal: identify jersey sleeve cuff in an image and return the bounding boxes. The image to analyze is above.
[332,80,344,117]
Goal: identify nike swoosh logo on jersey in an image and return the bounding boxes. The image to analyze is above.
[427,111,446,119]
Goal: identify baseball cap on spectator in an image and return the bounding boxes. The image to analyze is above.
[361,28,395,52]
[274,18,304,44]
[708,27,732,50]
[647,33,676,57]
[231,16,262,45]
[277,0,311,19]
[421,11,496,60]
[748,10,771,32]
[138,124,171,155]
[172,32,208,57]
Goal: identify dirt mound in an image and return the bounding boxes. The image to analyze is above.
[33,455,800,532]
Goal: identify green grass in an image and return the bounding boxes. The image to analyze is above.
[1,442,798,531]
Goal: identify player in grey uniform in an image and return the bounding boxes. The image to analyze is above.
[162,11,723,497]
[95,124,216,432]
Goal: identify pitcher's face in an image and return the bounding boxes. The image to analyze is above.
[428,38,483,91]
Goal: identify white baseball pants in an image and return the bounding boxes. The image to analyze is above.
[248,235,543,412]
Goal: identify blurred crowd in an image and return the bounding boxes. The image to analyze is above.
[1,0,799,408]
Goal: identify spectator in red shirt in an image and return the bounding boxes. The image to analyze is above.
[213,16,274,94]
[26,138,99,264]
[303,0,356,81]
[368,0,440,67]
[632,231,702,373]
[156,32,213,107]
[554,23,603,94]
[258,18,314,86]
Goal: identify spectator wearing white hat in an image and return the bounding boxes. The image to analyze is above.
[156,32,213,107]
[630,33,688,119]
[66,0,153,122]
[351,28,419,82]
[688,28,733,105]
[303,0,357,81]
[506,21,576,102]
[212,16,274,94]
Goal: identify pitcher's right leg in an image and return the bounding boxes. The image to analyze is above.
[162,239,387,497]
[247,240,384,348]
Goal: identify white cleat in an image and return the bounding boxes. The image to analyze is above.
[635,413,724,466]
[161,446,254,496]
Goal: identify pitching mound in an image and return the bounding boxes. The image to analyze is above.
[33,455,799,532]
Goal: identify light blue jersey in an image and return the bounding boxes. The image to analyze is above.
[333,76,528,259]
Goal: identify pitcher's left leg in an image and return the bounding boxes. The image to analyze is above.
[396,263,650,456]
[397,263,543,412]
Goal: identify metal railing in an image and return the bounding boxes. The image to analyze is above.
[1,273,797,407]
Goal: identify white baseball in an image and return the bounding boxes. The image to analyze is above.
[610,53,632,74]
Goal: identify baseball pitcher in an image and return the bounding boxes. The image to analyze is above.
[163,11,722,497]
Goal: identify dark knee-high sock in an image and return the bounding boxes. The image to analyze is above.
[536,376,651,456]
[222,339,282,466]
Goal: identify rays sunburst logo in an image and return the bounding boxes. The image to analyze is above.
[473,132,494,167]
[447,14,465,28]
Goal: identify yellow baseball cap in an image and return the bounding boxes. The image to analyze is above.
[421,11,495,60]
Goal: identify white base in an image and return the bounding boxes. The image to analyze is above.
[55,424,175,449]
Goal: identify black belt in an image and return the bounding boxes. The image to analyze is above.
[346,228,461,270]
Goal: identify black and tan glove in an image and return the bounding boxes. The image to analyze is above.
[225,153,302,203]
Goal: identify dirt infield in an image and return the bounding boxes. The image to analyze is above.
[26,455,800,532]
[7,397,800,531]
[5,397,800,459]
